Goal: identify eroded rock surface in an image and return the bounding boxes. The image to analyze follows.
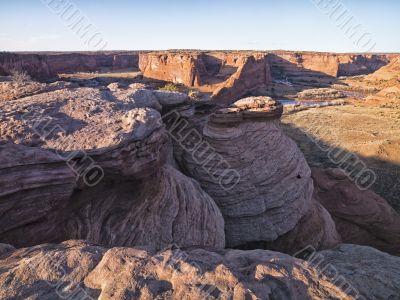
[1,240,400,300]
[0,141,77,247]
[65,165,225,249]
[0,80,74,102]
[313,168,400,256]
[296,88,346,101]
[0,87,225,250]
[170,96,340,252]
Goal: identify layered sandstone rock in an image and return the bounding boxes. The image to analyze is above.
[65,165,224,249]
[0,52,140,79]
[139,51,395,102]
[1,240,400,300]
[313,168,400,256]
[139,52,273,104]
[169,96,340,252]
[365,57,400,81]
[296,88,346,101]
[0,141,76,247]
[139,52,202,86]
[0,80,75,102]
[211,54,272,106]
[108,85,190,112]
[0,87,225,250]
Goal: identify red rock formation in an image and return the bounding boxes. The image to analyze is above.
[139,51,396,105]
[365,57,400,81]
[168,96,340,253]
[0,87,225,250]
[211,54,272,106]
[270,51,341,77]
[139,52,202,86]
[0,52,140,79]
[312,168,400,256]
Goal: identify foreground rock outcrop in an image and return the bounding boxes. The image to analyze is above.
[168,96,340,252]
[1,240,400,299]
[65,164,224,249]
[0,87,225,250]
[0,141,76,246]
[313,168,400,256]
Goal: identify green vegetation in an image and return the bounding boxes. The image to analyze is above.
[159,83,179,92]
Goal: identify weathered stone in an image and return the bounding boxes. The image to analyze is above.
[0,87,225,250]
[65,165,225,249]
[153,90,189,107]
[296,88,346,101]
[313,168,400,256]
[1,241,400,300]
[0,141,76,247]
[171,97,339,252]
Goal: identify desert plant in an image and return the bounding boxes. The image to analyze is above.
[10,69,31,86]
[159,83,179,92]
[188,89,202,100]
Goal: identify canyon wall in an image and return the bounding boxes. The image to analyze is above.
[270,51,390,79]
[0,50,395,99]
[139,51,396,103]
[0,52,140,79]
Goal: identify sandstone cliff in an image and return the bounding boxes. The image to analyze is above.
[0,52,140,79]
[138,51,394,103]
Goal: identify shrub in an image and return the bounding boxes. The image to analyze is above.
[159,83,179,92]
[10,69,31,86]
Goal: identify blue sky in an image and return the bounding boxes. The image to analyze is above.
[0,0,399,52]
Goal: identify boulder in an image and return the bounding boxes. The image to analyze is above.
[153,90,189,107]
[110,88,162,111]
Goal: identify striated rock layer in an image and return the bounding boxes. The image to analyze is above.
[1,240,400,300]
[169,96,340,252]
[0,87,225,250]
[65,165,225,249]
[0,141,76,247]
[139,51,396,102]
[0,52,140,80]
[313,168,400,256]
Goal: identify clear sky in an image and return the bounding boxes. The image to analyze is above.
[0,0,399,53]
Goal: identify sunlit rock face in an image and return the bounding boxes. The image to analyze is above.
[1,241,400,300]
[0,88,225,250]
[170,96,340,252]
